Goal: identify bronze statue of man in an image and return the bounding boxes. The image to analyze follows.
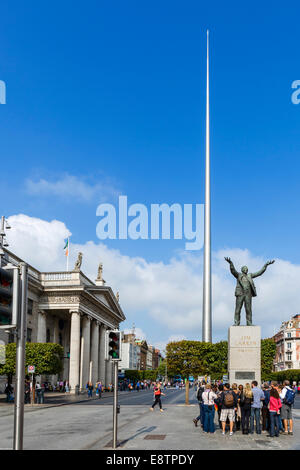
[224,257,275,326]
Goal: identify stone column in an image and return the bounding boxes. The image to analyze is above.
[37,310,47,343]
[52,316,59,344]
[51,316,59,384]
[90,320,99,385]
[69,311,81,393]
[80,315,91,390]
[98,324,106,386]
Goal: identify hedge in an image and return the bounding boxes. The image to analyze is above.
[124,369,158,382]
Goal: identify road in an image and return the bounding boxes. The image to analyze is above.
[79,387,198,406]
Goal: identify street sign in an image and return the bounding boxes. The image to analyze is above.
[28,365,35,374]
[222,375,228,383]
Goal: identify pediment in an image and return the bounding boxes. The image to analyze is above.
[85,286,125,321]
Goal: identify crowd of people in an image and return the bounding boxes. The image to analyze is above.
[3,377,164,403]
[84,379,166,398]
[119,379,166,392]
[193,380,295,438]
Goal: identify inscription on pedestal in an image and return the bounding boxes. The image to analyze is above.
[235,371,255,380]
[228,326,261,386]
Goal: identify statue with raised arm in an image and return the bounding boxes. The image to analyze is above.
[224,257,275,326]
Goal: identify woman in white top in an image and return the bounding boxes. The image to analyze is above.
[202,384,218,433]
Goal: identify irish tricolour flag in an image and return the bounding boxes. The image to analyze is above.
[64,239,69,257]
[64,238,70,271]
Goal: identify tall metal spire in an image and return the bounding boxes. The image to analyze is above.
[202,30,212,342]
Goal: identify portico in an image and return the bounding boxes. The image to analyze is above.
[0,249,126,393]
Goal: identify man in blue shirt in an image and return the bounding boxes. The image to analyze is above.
[250,380,265,434]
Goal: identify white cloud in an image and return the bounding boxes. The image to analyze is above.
[154,335,187,353]
[25,173,120,203]
[6,214,300,345]
[6,214,71,271]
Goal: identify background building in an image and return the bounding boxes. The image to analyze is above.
[152,348,162,370]
[146,345,154,370]
[119,333,140,370]
[135,339,148,370]
[273,314,300,371]
[119,332,163,372]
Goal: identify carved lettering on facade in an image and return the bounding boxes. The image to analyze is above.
[41,296,80,304]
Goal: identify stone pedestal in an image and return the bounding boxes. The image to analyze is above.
[228,326,261,387]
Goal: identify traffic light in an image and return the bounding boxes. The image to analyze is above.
[0,266,18,328]
[107,330,122,360]
[0,267,13,326]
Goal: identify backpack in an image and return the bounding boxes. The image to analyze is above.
[283,388,295,406]
[224,391,234,407]
[197,386,204,402]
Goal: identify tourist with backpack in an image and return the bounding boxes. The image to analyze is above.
[216,384,224,429]
[202,383,218,434]
[250,381,264,434]
[86,381,93,398]
[280,380,295,435]
[192,381,205,428]
[220,383,238,436]
[95,381,102,398]
[262,383,270,433]
[4,382,13,403]
[239,383,253,434]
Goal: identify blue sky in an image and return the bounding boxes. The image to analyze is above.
[1,1,300,346]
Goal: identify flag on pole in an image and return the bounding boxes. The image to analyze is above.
[63,239,69,257]
[64,238,70,271]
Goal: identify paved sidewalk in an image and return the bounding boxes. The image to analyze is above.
[0,390,132,417]
[92,404,300,451]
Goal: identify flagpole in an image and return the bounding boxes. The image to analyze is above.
[202,30,212,343]
[67,237,69,272]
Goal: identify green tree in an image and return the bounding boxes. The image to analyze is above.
[261,338,276,381]
[166,338,276,382]
[157,359,168,378]
[166,341,212,378]
[0,342,64,377]
[124,370,141,382]
[269,370,300,384]
[143,370,157,381]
